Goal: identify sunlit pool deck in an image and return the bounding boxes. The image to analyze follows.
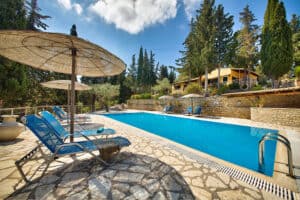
[0,110,299,199]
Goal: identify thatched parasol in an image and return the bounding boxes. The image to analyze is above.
[0,30,125,142]
[181,93,202,112]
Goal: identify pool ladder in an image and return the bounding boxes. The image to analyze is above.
[258,133,294,177]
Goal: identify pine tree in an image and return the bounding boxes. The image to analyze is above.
[177,18,204,79]
[214,4,234,88]
[236,5,259,88]
[261,1,293,87]
[26,0,50,30]
[194,0,216,94]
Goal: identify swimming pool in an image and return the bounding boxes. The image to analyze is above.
[103,112,278,176]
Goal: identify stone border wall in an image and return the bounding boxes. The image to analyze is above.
[251,107,300,127]
[127,92,300,119]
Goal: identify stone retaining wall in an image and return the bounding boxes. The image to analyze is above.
[127,92,300,119]
[251,107,300,127]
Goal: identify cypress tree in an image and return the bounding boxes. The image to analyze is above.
[159,65,169,80]
[261,1,293,86]
[137,47,144,86]
[142,49,150,90]
[261,0,278,82]
[149,51,157,85]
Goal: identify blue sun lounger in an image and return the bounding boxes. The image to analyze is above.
[163,105,174,113]
[40,111,115,139]
[193,106,202,116]
[184,106,193,115]
[15,114,131,182]
[53,106,91,122]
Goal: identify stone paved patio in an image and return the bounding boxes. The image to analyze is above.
[0,113,299,199]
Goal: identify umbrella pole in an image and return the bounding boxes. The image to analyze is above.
[67,84,70,125]
[70,48,77,142]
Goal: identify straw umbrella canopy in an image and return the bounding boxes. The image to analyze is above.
[41,80,91,120]
[0,30,125,142]
[181,93,202,112]
[158,95,174,100]
[159,95,174,106]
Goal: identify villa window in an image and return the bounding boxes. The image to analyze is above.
[223,76,228,83]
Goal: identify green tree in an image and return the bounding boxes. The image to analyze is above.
[0,0,28,107]
[290,14,300,34]
[149,51,157,85]
[236,5,259,89]
[159,65,169,80]
[293,32,300,68]
[92,83,119,112]
[261,1,293,87]
[118,70,131,103]
[224,31,240,67]
[194,0,216,95]
[152,78,171,95]
[185,82,202,94]
[177,18,204,79]
[168,66,176,84]
[214,4,234,88]
[0,0,27,29]
[137,47,144,86]
[26,0,50,30]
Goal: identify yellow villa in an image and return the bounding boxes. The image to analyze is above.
[172,68,259,94]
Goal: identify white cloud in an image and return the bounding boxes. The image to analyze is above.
[57,0,72,10]
[73,3,83,15]
[183,0,202,20]
[89,0,177,34]
[57,0,83,15]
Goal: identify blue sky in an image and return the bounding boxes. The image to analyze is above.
[39,0,300,69]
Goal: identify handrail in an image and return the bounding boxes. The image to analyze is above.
[0,104,97,116]
[258,133,294,177]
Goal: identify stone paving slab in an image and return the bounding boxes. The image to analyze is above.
[0,114,298,199]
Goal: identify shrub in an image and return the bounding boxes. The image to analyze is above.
[251,85,263,91]
[295,66,300,79]
[209,87,218,96]
[217,85,229,95]
[130,93,152,99]
[228,82,240,90]
[184,82,202,94]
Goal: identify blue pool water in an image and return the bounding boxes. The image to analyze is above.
[103,112,278,176]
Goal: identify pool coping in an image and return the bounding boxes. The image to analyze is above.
[99,110,299,198]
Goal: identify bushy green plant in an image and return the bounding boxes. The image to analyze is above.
[242,84,247,89]
[295,66,300,79]
[228,82,240,90]
[184,82,202,94]
[251,84,263,91]
[130,93,151,99]
[217,85,229,95]
[152,78,171,95]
